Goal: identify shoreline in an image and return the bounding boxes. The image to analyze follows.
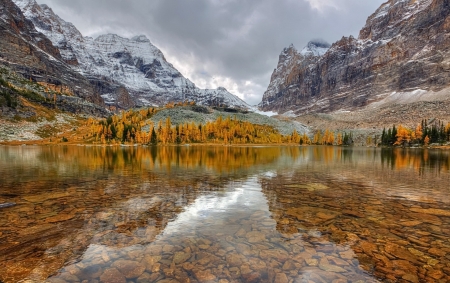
[1,140,449,150]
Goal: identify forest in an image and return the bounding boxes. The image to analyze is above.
[85,103,450,147]
[380,120,450,146]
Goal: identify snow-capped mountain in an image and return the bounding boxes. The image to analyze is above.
[260,0,450,114]
[13,0,250,109]
[0,0,106,114]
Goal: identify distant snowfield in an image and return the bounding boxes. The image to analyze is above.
[249,107,278,117]
[370,87,450,108]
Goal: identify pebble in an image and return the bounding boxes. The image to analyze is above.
[99,268,126,283]
[111,259,145,279]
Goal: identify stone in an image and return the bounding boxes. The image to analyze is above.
[136,272,153,283]
[45,213,76,223]
[360,241,377,256]
[385,243,420,264]
[316,245,335,254]
[112,260,145,279]
[327,256,349,266]
[239,264,251,275]
[305,258,319,266]
[428,247,446,257]
[259,249,289,263]
[402,274,419,283]
[151,263,161,273]
[282,260,296,271]
[193,270,216,282]
[146,245,163,255]
[247,257,267,271]
[410,208,450,217]
[78,265,103,280]
[242,272,261,283]
[59,273,80,282]
[163,245,175,253]
[427,268,444,280]
[408,248,424,257]
[401,220,422,227]
[142,255,161,271]
[286,207,340,225]
[410,213,442,225]
[99,268,126,283]
[392,260,417,274]
[173,251,191,264]
[274,273,289,283]
[246,231,266,243]
[235,228,247,237]
[342,210,365,218]
[339,250,355,260]
[226,253,242,267]
[319,264,347,273]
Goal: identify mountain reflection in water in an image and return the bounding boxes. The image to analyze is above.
[0,145,449,282]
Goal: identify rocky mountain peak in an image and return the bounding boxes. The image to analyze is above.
[260,0,450,114]
[282,44,296,53]
[279,44,298,64]
[300,40,330,57]
[359,0,433,41]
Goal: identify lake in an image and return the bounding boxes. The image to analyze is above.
[0,145,449,283]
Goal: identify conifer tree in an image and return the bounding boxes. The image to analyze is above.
[150,128,158,145]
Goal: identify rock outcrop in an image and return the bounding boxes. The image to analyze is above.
[13,0,250,109]
[260,0,450,114]
[0,0,104,107]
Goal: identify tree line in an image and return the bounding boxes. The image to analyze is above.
[381,120,450,146]
[86,105,309,145]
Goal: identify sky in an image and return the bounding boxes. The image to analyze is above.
[37,0,385,105]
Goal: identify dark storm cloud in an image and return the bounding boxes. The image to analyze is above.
[38,0,385,105]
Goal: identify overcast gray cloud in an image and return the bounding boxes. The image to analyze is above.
[38,0,385,105]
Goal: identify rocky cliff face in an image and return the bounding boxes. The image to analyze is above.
[260,0,450,114]
[13,0,250,109]
[0,0,105,107]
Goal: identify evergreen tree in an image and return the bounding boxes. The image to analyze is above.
[391,125,397,145]
[386,128,392,146]
[150,128,158,145]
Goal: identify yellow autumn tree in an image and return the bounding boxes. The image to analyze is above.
[394,125,411,146]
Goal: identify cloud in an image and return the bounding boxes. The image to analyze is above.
[37,0,385,106]
[304,0,339,11]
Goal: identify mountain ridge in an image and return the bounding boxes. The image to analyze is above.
[260,0,450,114]
[12,0,250,110]
[0,0,106,109]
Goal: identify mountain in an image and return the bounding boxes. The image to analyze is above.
[260,0,450,114]
[0,0,106,114]
[13,0,250,110]
[261,41,330,111]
